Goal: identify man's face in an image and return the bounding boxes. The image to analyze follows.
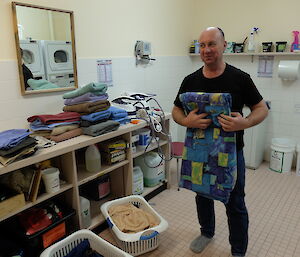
[199,29,226,65]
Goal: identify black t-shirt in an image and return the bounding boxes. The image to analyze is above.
[174,64,263,150]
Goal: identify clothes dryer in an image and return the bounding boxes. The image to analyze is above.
[19,39,46,80]
[42,40,74,87]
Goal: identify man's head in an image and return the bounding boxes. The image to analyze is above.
[198,27,227,67]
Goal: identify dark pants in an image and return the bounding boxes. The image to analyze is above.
[196,150,248,256]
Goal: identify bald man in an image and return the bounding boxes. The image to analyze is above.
[172,27,268,257]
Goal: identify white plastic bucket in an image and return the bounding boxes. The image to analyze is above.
[137,128,151,150]
[270,138,295,173]
[42,167,60,193]
[135,152,165,187]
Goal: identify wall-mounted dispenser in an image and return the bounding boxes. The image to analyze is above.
[278,60,300,80]
[134,40,156,65]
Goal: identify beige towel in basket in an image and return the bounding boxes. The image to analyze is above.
[109,203,159,233]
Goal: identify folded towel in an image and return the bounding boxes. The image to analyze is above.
[82,120,120,137]
[28,79,59,90]
[109,106,128,119]
[51,124,79,136]
[50,128,83,143]
[63,100,110,114]
[112,116,131,125]
[0,137,36,157]
[81,109,112,122]
[64,92,108,106]
[62,82,107,99]
[0,145,37,166]
[28,112,80,124]
[30,120,80,131]
[0,129,32,150]
[80,118,109,127]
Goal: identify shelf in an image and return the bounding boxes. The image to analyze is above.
[189,52,300,56]
[0,183,73,222]
[77,160,130,186]
[88,195,116,230]
[133,140,169,158]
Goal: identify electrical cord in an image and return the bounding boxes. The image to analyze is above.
[134,98,173,168]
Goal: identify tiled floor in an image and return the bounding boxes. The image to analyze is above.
[99,161,300,257]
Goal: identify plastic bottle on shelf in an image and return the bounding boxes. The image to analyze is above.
[80,196,91,228]
[247,27,259,52]
[132,166,144,195]
[85,144,101,172]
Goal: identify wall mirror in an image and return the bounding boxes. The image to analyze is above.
[12,2,78,95]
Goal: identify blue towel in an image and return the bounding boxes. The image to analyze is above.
[0,129,32,150]
[179,92,237,204]
[81,109,112,122]
[108,106,128,119]
[112,116,131,124]
[64,239,103,257]
[29,119,80,131]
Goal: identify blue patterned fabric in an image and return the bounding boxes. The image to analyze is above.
[179,92,237,203]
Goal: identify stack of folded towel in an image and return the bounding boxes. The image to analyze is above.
[0,129,38,166]
[63,82,110,115]
[27,112,82,143]
[63,82,125,137]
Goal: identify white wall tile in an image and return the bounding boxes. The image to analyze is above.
[2,56,300,164]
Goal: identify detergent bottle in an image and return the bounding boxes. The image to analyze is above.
[85,144,101,172]
[247,27,259,52]
[291,31,300,52]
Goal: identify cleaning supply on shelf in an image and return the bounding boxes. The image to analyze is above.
[247,27,259,52]
[134,152,165,187]
[132,166,144,195]
[276,41,287,52]
[262,42,273,52]
[291,30,300,52]
[80,196,91,228]
[85,144,101,172]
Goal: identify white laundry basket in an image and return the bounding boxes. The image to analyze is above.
[100,195,168,256]
[270,138,295,173]
[40,229,132,257]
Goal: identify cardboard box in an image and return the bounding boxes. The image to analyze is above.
[0,192,25,219]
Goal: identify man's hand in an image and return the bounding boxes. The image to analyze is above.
[218,112,250,132]
[183,108,212,129]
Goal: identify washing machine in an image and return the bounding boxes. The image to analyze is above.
[42,40,75,87]
[243,106,268,169]
[19,39,46,80]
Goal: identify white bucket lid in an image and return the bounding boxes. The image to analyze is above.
[271,138,295,149]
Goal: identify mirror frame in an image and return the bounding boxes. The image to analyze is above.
[12,2,78,95]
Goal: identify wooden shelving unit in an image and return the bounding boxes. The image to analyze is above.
[0,114,171,231]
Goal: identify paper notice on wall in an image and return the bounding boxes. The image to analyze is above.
[257,56,274,77]
[97,59,113,86]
